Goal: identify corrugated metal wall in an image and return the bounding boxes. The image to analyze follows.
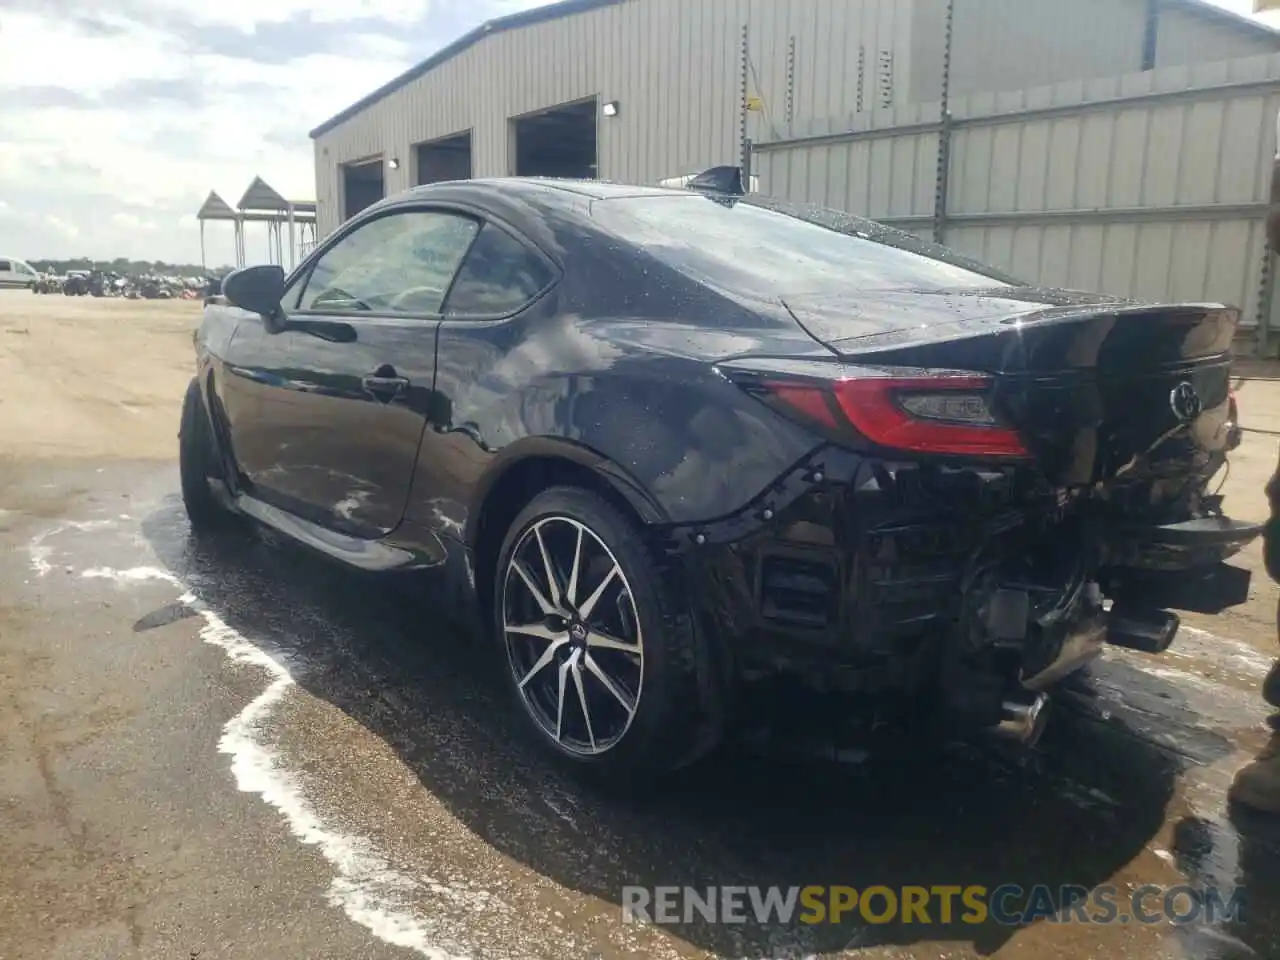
[313,0,914,236]
[754,53,1280,329]
[911,0,1278,107]
[313,0,1279,238]
[750,100,942,229]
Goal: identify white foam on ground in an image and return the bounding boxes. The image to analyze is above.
[28,520,116,576]
[1170,625,1274,679]
[30,532,476,960]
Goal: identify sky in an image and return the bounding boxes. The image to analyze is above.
[0,0,547,268]
[0,0,1277,269]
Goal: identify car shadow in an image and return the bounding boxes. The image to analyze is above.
[138,497,1231,957]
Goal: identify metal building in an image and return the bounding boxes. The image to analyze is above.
[310,0,1278,237]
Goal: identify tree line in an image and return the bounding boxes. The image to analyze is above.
[28,257,232,276]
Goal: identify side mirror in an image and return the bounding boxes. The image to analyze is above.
[222,265,286,330]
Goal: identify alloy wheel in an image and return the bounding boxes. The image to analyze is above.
[502,515,644,756]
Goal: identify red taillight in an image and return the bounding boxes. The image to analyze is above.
[769,384,841,429]
[761,374,1028,458]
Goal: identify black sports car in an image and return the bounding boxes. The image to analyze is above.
[182,168,1260,779]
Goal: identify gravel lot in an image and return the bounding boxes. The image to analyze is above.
[3,289,1280,960]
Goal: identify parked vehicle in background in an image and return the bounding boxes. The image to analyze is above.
[139,276,177,299]
[33,272,64,294]
[86,270,132,297]
[0,257,40,290]
[62,270,91,296]
[178,170,1260,782]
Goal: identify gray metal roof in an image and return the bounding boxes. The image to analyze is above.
[309,0,1279,141]
[196,191,238,221]
[1172,0,1280,36]
[198,183,318,222]
[238,176,290,211]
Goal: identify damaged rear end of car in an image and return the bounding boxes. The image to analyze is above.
[695,294,1257,746]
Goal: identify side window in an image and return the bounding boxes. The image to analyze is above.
[298,210,479,316]
[0,260,10,272]
[444,224,554,318]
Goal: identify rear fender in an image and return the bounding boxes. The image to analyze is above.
[464,436,669,554]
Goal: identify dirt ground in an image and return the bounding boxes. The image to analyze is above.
[4,288,1280,960]
[0,293,199,462]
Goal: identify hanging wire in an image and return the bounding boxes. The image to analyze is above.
[1214,459,1232,496]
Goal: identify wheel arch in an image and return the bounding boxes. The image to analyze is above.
[197,366,242,495]
[468,438,669,616]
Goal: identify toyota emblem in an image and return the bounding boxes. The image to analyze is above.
[1169,382,1202,422]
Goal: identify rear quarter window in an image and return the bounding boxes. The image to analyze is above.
[444,224,553,318]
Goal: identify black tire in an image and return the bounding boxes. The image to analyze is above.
[493,486,717,783]
[179,378,231,531]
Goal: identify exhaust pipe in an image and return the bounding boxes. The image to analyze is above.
[992,692,1050,746]
[1107,609,1180,654]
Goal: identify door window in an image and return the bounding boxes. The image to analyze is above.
[443,224,554,318]
[298,210,479,315]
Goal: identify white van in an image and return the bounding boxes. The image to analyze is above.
[0,256,40,290]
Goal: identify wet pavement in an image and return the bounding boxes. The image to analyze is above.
[4,458,1280,960]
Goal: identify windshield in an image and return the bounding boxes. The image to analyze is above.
[591,194,1020,301]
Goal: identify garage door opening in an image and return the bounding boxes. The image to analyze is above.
[342,159,384,220]
[415,131,473,185]
[512,98,597,179]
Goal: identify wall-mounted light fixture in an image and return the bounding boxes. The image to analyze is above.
[387,157,400,169]
[602,101,620,118]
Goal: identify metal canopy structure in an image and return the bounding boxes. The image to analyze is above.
[196,178,318,271]
[238,176,289,211]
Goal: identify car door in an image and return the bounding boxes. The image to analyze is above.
[252,207,481,537]
[212,267,311,508]
[416,220,560,546]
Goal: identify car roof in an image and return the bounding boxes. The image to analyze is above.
[368,177,695,237]
[401,177,688,202]
[379,179,1014,281]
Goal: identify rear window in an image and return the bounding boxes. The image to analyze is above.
[590,195,1018,299]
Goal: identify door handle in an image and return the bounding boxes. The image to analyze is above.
[362,373,409,401]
